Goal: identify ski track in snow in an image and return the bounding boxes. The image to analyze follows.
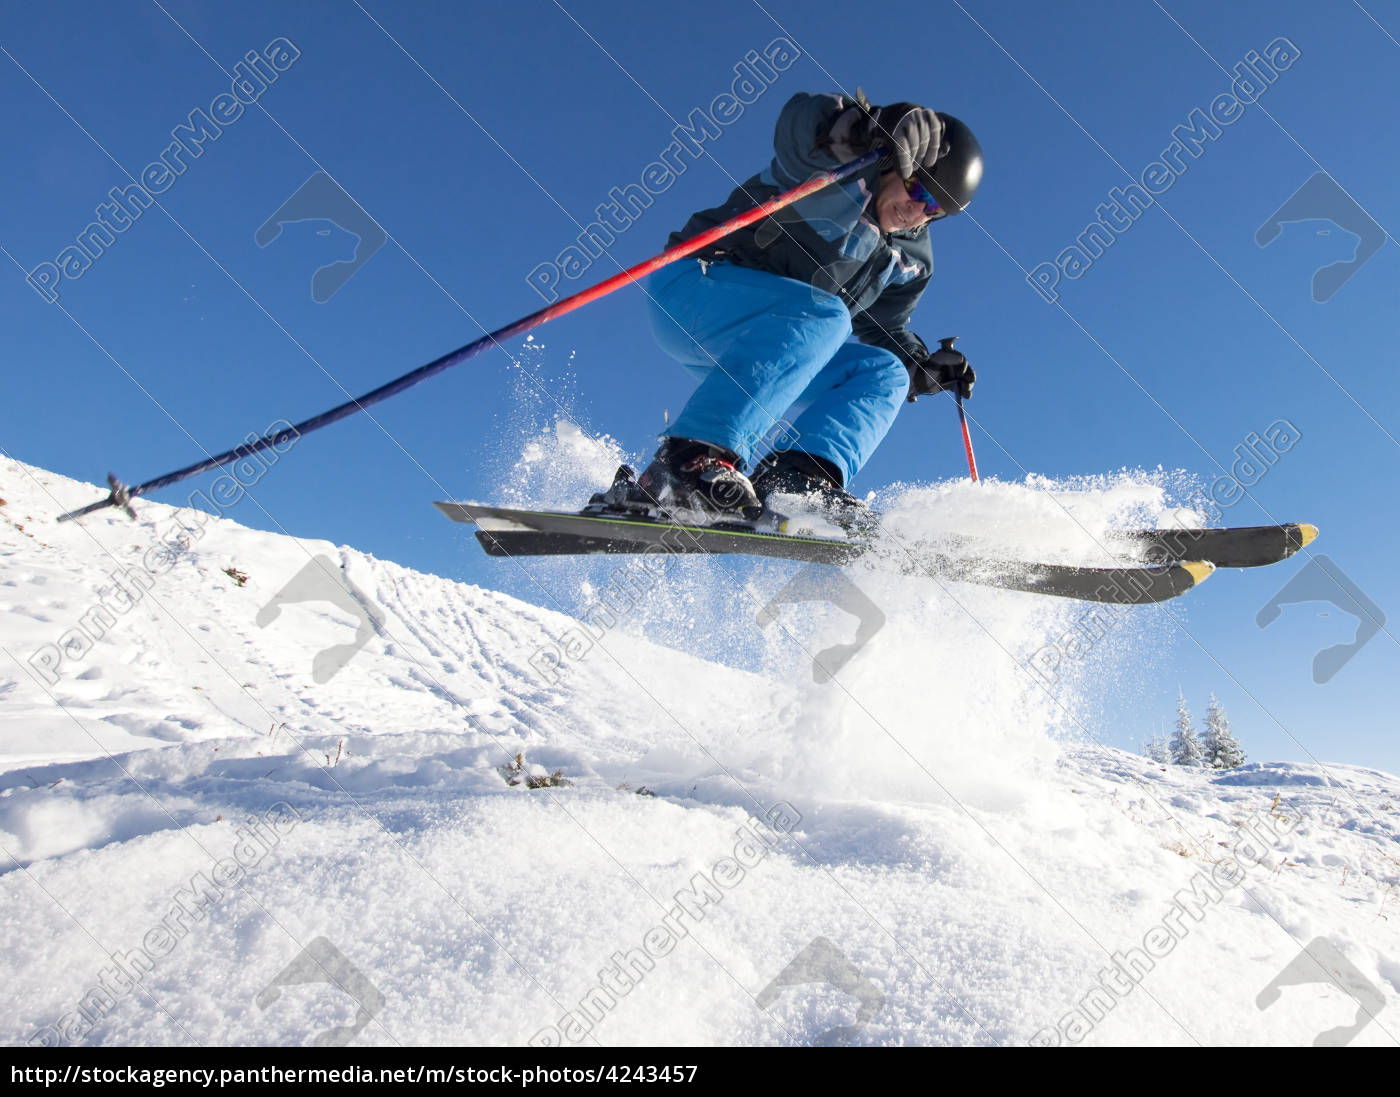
[0,456,1396,1047]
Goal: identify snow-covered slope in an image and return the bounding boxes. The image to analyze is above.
[1,456,1396,1047]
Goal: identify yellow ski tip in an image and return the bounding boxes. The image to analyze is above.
[1297,523,1319,548]
[1183,561,1215,585]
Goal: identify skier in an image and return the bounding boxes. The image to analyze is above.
[603,89,983,526]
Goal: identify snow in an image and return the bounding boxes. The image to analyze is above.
[1,455,1396,1047]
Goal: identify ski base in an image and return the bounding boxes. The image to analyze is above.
[434,502,1215,605]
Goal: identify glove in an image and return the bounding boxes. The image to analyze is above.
[871,103,943,182]
[907,337,975,402]
[821,95,942,181]
[821,103,875,164]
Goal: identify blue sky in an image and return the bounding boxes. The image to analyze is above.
[3,0,1398,774]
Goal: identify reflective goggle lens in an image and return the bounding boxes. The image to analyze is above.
[905,177,945,218]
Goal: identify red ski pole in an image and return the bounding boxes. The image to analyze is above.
[956,391,979,482]
[916,335,979,482]
[60,150,883,522]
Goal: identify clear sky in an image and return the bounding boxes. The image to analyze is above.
[3,0,1398,774]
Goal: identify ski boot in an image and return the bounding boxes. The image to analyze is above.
[751,450,875,534]
[587,438,764,524]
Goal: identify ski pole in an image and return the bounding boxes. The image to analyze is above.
[919,335,978,482]
[59,149,884,523]
[956,390,979,482]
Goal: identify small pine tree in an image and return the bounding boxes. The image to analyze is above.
[1199,699,1218,764]
[1170,690,1204,767]
[1202,693,1245,769]
[1143,726,1170,764]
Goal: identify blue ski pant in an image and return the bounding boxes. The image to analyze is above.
[646,260,910,486]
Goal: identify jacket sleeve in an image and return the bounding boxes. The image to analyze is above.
[768,92,848,187]
[766,93,878,246]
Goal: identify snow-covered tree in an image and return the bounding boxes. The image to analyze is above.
[1170,690,1204,767]
[1143,727,1170,764]
[1202,693,1245,769]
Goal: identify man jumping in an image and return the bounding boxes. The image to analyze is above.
[599,89,982,528]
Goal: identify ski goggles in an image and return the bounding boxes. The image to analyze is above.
[904,177,946,220]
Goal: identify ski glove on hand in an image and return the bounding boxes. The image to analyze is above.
[873,104,944,181]
[823,98,943,180]
[907,342,975,402]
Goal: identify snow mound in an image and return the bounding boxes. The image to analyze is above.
[1,456,1395,1047]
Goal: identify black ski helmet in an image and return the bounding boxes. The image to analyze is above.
[915,113,983,217]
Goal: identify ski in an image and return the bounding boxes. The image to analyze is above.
[434,502,1213,605]
[1106,523,1317,569]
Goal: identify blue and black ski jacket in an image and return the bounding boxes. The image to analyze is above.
[669,91,935,367]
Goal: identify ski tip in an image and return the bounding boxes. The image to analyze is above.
[1183,561,1215,585]
[1297,523,1319,549]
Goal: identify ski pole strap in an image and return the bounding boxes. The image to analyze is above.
[58,150,883,523]
[956,391,979,482]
